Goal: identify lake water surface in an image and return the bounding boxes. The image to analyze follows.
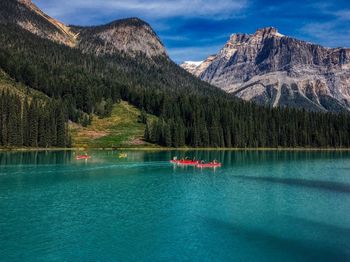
[0,150,350,261]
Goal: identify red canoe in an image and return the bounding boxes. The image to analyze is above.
[170,160,199,165]
[196,162,222,168]
[76,155,91,160]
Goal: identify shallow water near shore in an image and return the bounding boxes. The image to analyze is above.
[0,150,350,261]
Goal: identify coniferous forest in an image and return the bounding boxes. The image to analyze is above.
[0,91,70,147]
[0,24,350,148]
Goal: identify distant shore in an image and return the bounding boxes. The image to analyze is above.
[2,147,350,152]
[115,147,350,152]
[0,147,76,152]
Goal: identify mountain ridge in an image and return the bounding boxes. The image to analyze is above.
[1,0,167,58]
[181,27,350,112]
[0,0,77,46]
[71,17,168,58]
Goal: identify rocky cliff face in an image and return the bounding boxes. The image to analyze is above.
[181,55,216,77]
[1,0,167,58]
[180,61,203,75]
[0,0,77,46]
[71,18,167,58]
[181,27,350,112]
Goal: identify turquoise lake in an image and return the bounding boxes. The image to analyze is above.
[0,150,350,261]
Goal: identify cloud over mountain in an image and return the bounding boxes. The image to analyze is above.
[33,0,350,63]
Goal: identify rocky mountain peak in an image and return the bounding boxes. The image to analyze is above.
[181,28,350,112]
[180,55,217,77]
[1,1,167,58]
[72,17,168,58]
[227,27,284,45]
[18,0,32,5]
[110,17,148,27]
[1,0,77,46]
[254,27,282,37]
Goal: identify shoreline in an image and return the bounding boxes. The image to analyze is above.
[115,147,350,152]
[2,147,350,152]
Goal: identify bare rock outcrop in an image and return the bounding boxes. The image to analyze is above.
[1,0,168,59]
[181,27,350,112]
[71,18,167,58]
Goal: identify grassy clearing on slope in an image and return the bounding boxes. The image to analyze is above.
[70,101,158,148]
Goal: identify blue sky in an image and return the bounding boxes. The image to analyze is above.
[33,0,350,63]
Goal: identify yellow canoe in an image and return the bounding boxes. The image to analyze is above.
[118,153,128,159]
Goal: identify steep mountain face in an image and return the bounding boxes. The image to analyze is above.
[179,61,203,75]
[181,55,216,77]
[0,0,167,58]
[181,27,350,112]
[0,0,77,46]
[71,18,167,58]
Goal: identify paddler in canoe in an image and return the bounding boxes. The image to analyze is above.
[118,153,128,159]
[76,152,91,160]
[176,157,199,165]
[196,159,221,168]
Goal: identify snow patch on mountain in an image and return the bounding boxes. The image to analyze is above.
[183,61,203,66]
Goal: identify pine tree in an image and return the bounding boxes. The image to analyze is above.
[138,110,147,124]
[144,121,151,142]
[164,122,172,147]
[22,96,29,146]
[28,99,38,147]
[56,104,67,147]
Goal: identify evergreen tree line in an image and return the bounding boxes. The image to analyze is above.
[0,91,70,147]
[143,99,350,148]
[0,24,349,148]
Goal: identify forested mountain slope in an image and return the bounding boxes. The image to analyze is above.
[1,24,349,148]
[0,69,70,148]
[0,0,77,46]
[0,69,48,100]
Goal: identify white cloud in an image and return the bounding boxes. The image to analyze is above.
[300,21,350,48]
[32,0,243,61]
[334,10,350,21]
[34,0,248,23]
[297,2,350,48]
